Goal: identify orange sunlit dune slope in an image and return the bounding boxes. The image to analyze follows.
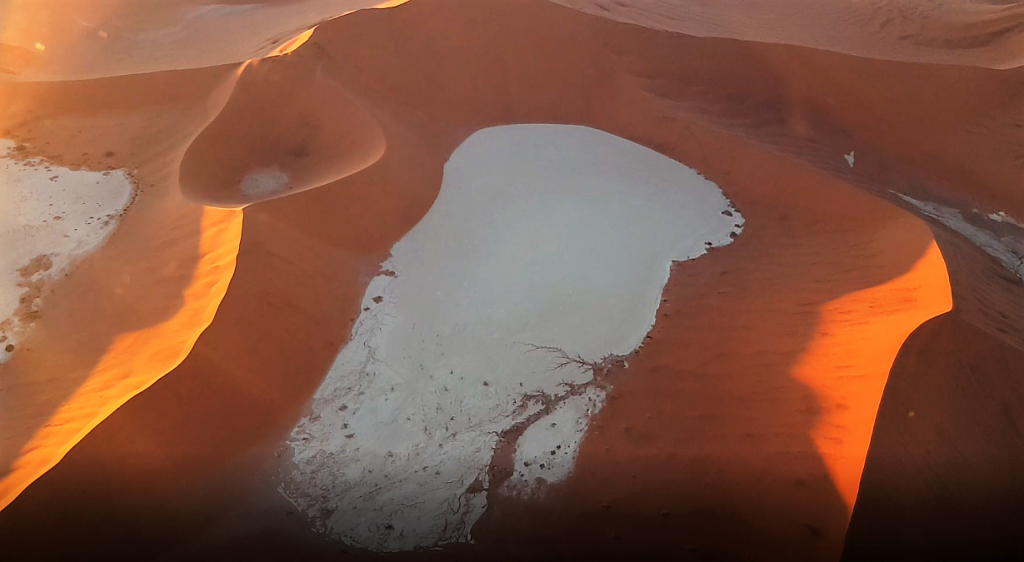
[0,208,242,513]
[0,0,410,513]
[794,221,952,511]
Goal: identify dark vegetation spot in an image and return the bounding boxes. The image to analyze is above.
[721,209,733,217]
[4,344,13,353]
[104,151,115,158]
[372,296,384,304]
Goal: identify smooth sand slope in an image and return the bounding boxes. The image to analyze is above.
[0,0,403,514]
[0,139,132,363]
[179,50,386,208]
[0,65,245,513]
[846,312,1024,560]
[1,0,1023,559]
[551,0,1024,69]
[0,0,409,81]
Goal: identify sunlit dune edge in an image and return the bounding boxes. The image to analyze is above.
[266,28,316,58]
[0,0,398,510]
[266,1,411,59]
[793,228,952,512]
[0,207,242,513]
[0,64,249,512]
[0,0,1020,559]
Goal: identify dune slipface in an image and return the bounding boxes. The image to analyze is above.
[0,0,1021,559]
[282,124,744,550]
[179,52,386,208]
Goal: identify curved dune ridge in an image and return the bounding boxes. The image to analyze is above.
[179,49,387,208]
[0,1,406,515]
[1,0,1023,559]
[0,63,246,513]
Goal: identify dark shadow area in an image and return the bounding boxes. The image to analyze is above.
[843,309,1024,561]
[2,0,1007,560]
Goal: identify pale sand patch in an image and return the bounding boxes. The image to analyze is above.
[503,388,606,497]
[0,139,132,363]
[986,211,1024,229]
[239,167,290,199]
[282,124,743,551]
[897,193,1024,281]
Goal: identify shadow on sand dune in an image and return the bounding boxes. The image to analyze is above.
[0,65,242,513]
[4,0,1022,560]
[844,310,1024,561]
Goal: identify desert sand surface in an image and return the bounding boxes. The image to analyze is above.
[0,63,245,514]
[552,0,1024,69]
[0,0,409,81]
[1,0,1023,560]
[0,138,132,364]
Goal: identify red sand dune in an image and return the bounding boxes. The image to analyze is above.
[179,51,387,207]
[0,0,410,80]
[0,64,245,513]
[1,0,1023,560]
[552,0,1024,69]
